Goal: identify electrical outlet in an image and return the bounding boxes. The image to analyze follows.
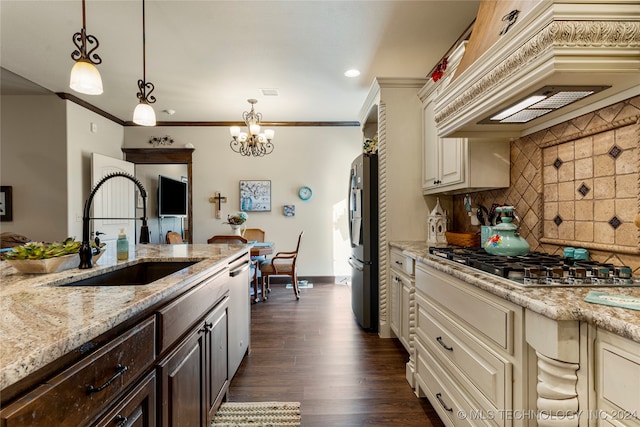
[75,214,83,223]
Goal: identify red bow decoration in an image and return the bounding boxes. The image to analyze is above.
[431,57,448,82]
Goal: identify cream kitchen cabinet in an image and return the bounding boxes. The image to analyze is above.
[420,91,510,195]
[419,41,510,195]
[389,247,414,351]
[359,77,429,338]
[595,329,640,426]
[414,261,529,426]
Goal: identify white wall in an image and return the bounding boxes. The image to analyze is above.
[124,126,362,277]
[0,94,67,242]
[65,101,125,240]
[0,95,125,243]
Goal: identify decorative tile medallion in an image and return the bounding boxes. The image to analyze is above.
[554,215,563,226]
[553,158,563,169]
[608,216,622,229]
[608,145,622,159]
[577,183,590,197]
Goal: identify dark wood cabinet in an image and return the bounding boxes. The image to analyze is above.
[158,297,228,427]
[93,371,157,427]
[0,254,247,427]
[205,302,229,421]
[0,317,156,427]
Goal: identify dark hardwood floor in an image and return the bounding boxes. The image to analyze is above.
[227,282,445,427]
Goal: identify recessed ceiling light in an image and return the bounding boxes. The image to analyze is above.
[344,69,361,78]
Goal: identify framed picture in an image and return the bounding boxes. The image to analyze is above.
[240,180,271,212]
[0,186,13,222]
[283,205,295,217]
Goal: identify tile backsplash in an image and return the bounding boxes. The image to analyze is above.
[451,95,640,273]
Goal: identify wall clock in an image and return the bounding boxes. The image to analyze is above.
[298,186,313,201]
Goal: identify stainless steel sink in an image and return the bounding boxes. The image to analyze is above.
[64,261,197,286]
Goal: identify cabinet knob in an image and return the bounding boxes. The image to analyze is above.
[200,321,214,333]
[115,415,128,427]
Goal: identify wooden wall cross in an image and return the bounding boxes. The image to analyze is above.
[208,192,227,219]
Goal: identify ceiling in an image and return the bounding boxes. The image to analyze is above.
[0,1,479,124]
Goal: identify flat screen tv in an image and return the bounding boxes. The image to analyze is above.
[158,175,187,217]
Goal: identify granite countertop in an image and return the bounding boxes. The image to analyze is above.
[390,241,640,344]
[0,243,249,391]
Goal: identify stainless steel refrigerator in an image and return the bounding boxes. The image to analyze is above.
[348,153,378,331]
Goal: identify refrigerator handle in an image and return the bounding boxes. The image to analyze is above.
[348,257,364,271]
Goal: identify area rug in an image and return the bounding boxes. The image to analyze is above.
[285,280,313,289]
[211,401,301,427]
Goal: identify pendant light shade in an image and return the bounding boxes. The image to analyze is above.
[133,102,157,126]
[69,60,103,95]
[70,0,103,95]
[133,0,156,126]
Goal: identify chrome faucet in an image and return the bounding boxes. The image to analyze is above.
[79,172,150,269]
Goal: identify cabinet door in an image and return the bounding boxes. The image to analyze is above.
[93,371,156,427]
[158,325,206,427]
[401,278,411,351]
[422,97,440,190]
[438,137,464,187]
[389,271,401,338]
[205,300,229,422]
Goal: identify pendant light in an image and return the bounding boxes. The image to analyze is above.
[133,0,156,126]
[69,0,103,95]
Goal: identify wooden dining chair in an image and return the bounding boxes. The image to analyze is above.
[206,235,248,244]
[243,228,265,243]
[259,231,304,300]
[166,231,184,244]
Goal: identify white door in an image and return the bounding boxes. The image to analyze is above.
[91,153,136,243]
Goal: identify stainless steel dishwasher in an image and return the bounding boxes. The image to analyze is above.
[227,252,251,378]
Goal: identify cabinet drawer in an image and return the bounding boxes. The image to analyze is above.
[416,263,514,352]
[416,293,510,410]
[415,338,497,427]
[158,267,228,354]
[595,330,640,426]
[93,371,156,427]
[390,248,414,277]
[0,317,156,427]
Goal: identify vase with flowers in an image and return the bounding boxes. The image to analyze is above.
[224,212,248,236]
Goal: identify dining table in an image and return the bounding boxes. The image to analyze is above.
[250,242,274,257]
[249,242,273,303]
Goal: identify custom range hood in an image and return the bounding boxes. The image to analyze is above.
[435,0,640,138]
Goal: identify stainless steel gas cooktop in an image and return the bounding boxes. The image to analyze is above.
[428,247,639,287]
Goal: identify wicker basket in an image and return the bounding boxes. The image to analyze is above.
[445,231,481,248]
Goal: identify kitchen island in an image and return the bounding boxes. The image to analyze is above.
[391,241,640,427]
[0,243,251,426]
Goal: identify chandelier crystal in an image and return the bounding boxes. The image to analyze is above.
[69,0,103,95]
[229,99,275,157]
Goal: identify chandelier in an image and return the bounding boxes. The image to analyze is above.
[229,99,275,157]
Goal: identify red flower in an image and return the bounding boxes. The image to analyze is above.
[431,57,448,82]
